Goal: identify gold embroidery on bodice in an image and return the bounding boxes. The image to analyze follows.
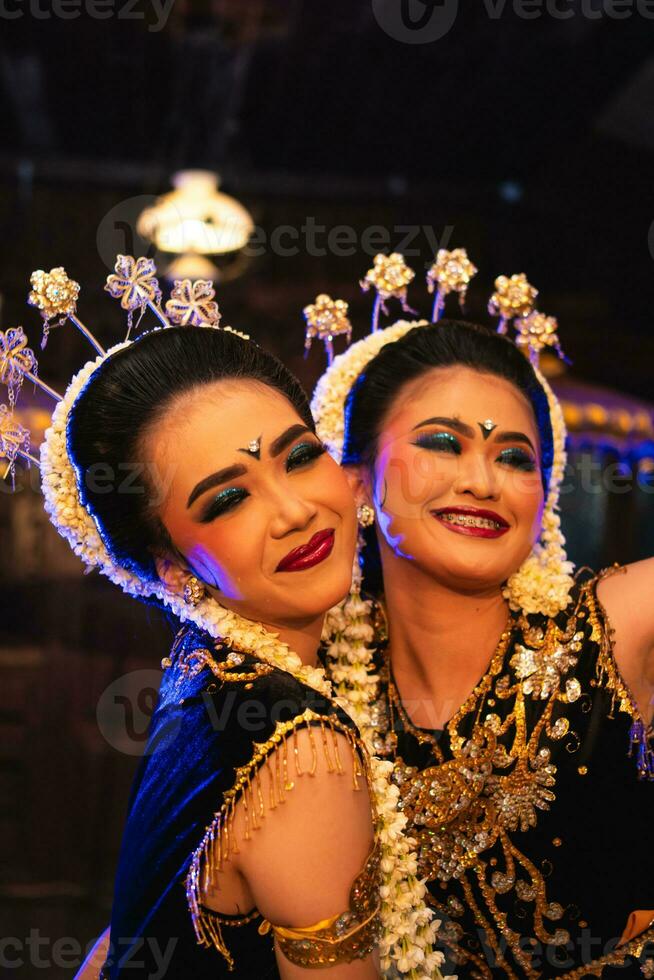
[375,574,645,977]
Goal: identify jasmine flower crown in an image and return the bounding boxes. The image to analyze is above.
[306,249,575,616]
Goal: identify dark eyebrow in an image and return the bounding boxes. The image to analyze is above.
[186,425,314,509]
[412,416,475,439]
[268,424,313,458]
[494,430,537,454]
[412,416,537,455]
[186,464,247,509]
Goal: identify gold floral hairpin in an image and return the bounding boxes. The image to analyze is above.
[104,254,168,338]
[303,249,569,377]
[0,326,39,406]
[1,255,225,487]
[426,247,478,322]
[303,294,352,366]
[359,252,416,332]
[28,267,104,354]
[3,265,104,482]
[165,279,221,329]
[0,325,61,484]
[104,256,224,338]
[514,310,568,366]
[0,401,37,486]
[488,272,538,335]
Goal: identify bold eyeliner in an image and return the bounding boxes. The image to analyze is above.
[413,431,462,454]
[286,441,326,470]
[198,441,326,523]
[413,430,537,472]
[495,447,537,472]
[199,487,248,523]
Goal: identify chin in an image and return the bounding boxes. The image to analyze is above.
[308,573,353,615]
[281,570,353,621]
[421,556,508,594]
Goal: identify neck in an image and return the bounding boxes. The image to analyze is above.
[262,615,324,667]
[206,586,324,667]
[381,550,509,725]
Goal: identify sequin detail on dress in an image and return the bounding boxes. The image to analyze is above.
[372,570,653,977]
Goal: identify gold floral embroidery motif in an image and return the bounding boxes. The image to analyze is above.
[378,578,639,977]
[163,637,275,700]
[557,925,654,978]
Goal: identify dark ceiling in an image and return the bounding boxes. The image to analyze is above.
[0,4,653,399]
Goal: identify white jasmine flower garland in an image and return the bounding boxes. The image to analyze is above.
[501,361,575,617]
[311,318,574,617]
[322,572,447,979]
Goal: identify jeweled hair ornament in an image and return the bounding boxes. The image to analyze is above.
[0,325,61,485]
[426,247,478,322]
[310,248,575,618]
[0,256,331,683]
[303,294,352,366]
[359,252,417,332]
[488,271,539,335]
[29,267,104,353]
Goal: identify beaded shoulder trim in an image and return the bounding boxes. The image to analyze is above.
[585,566,654,780]
[185,708,380,971]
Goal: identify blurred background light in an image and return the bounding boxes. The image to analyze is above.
[136,170,254,280]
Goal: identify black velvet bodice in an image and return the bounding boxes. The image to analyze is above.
[101,625,359,979]
[370,572,654,979]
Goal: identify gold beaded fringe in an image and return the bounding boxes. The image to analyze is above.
[185,708,365,969]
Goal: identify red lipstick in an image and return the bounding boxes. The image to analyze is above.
[276,529,335,573]
[431,506,509,539]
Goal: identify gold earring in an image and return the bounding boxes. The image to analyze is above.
[183,576,205,607]
[357,503,375,528]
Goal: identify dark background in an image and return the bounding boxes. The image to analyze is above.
[1,4,653,976]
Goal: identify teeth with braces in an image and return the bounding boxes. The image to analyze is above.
[437,513,503,530]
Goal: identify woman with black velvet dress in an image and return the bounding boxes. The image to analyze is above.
[43,324,385,979]
[318,319,653,979]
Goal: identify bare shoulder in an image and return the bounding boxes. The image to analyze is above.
[595,559,654,647]
[195,719,380,977]
[233,723,376,927]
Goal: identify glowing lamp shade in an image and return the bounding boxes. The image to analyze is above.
[137,170,254,280]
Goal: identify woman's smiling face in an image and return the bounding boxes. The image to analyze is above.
[363,365,545,593]
[147,380,357,627]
